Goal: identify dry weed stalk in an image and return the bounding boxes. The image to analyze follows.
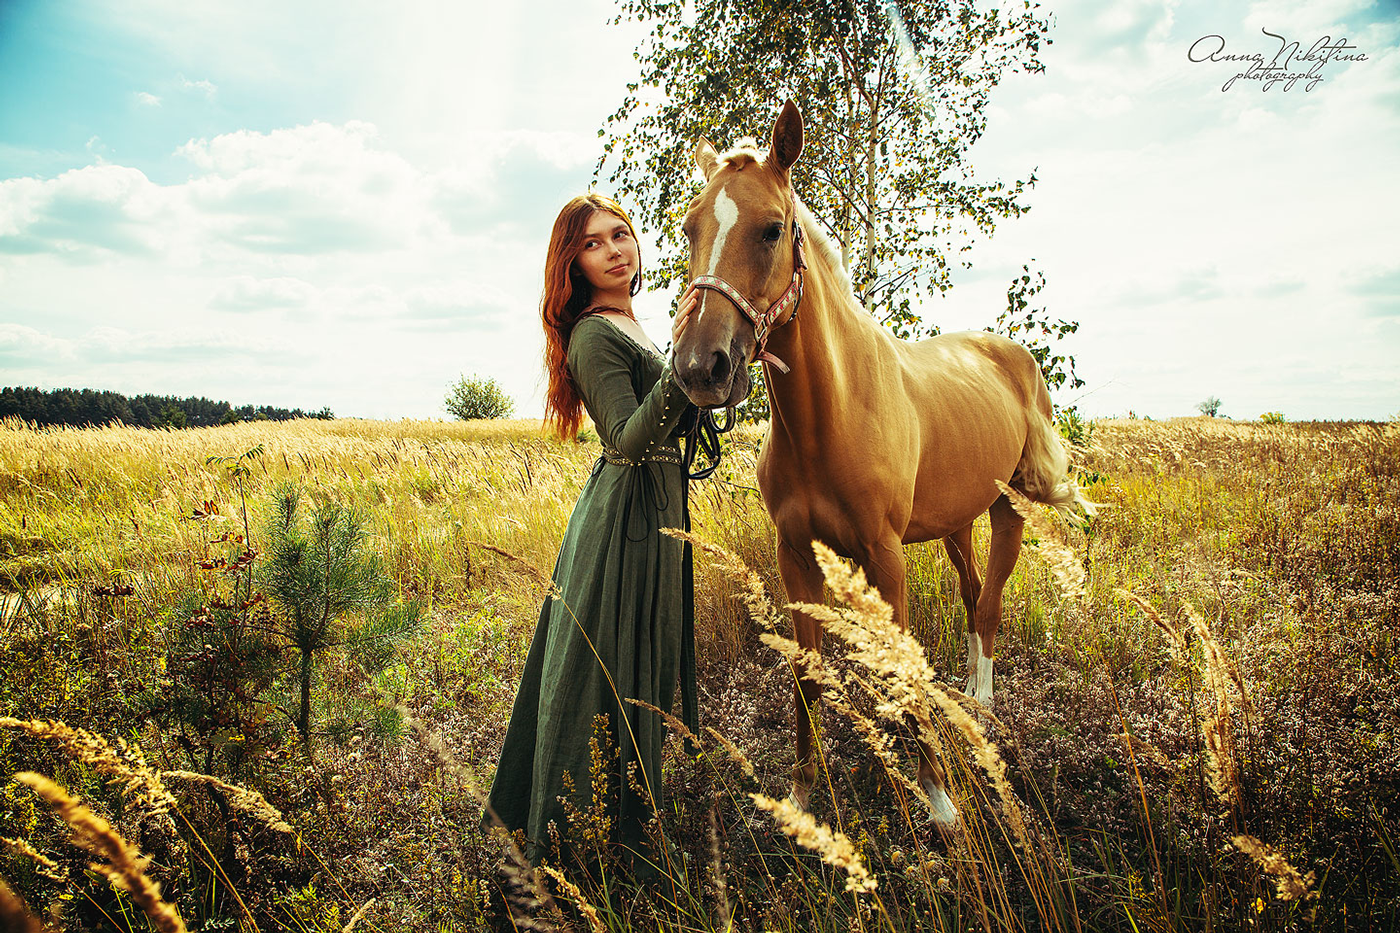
[663,527,783,632]
[678,529,1034,847]
[558,716,617,850]
[340,897,376,933]
[706,802,732,932]
[628,697,700,749]
[488,839,561,933]
[538,866,606,932]
[161,771,293,834]
[1187,605,1241,807]
[1,835,66,883]
[13,772,188,933]
[467,540,558,595]
[0,718,178,834]
[799,542,1028,845]
[399,704,486,800]
[1116,594,1243,808]
[996,481,1087,602]
[1232,835,1318,915]
[826,693,929,804]
[703,726,756,781]
[398,707,560,928]
[750,793,876,894]
[1113,589,1185,656]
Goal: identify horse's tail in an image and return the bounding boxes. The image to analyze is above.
[1015,392,1097,525]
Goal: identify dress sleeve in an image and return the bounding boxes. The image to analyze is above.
[568,317,692,462]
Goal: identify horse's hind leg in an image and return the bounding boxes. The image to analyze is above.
[777,539,826,811]
[943,524,984,698]
[969,495,1025,708]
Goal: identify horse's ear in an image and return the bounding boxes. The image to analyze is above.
[694,138,720,180]
[771,100,803,175]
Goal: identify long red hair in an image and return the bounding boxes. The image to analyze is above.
[541,194,642,440]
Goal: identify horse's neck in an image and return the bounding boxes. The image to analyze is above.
[764,231,884,442]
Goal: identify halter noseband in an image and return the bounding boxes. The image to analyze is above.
[688,193,807,375]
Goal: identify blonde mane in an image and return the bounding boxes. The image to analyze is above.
[792,198,858,302]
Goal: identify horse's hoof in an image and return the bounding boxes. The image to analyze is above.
[921,779,960,827]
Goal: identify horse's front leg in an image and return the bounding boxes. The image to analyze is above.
[859,538,959,827]
[777,538,825,810]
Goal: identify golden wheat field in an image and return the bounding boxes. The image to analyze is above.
[1,414,1397,933]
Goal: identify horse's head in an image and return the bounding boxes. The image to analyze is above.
[673,100,806,409]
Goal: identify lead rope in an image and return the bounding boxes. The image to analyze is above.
[678,407,735,750]
[681,407,737,481]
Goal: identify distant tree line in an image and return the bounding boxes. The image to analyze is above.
[0,386,334,428]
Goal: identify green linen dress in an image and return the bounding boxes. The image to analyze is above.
[485,313,698,865]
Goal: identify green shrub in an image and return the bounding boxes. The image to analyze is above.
[444,375,515,420]
[1056,405,1093,447]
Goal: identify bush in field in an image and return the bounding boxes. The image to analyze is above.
[1198,395,1223,417]
[1260,411,1286,424]
[445,375,515,420]
[1056,405,1093,448]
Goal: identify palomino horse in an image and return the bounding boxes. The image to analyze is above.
[672,102,1091,824]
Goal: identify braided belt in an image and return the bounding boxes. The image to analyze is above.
[601,446,682,467]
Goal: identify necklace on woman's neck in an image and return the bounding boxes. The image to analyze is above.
[590,305,635,321]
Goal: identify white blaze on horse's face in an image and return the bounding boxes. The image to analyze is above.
[695,185,741,327]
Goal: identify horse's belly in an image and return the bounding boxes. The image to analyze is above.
[902,433,1023,538]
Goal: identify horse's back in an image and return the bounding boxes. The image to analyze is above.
[899,330,1044,408]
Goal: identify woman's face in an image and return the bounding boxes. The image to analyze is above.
[573,210,638,294]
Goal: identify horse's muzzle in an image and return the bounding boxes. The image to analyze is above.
[674,334,753,409]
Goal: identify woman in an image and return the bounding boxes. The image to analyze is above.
[485,194,701,871]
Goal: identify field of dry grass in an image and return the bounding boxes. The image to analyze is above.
[0,413,1396,932]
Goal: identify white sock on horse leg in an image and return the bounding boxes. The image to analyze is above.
[975,653,994,707]
[923,779,959,826]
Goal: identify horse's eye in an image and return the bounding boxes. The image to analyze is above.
[763,223,783,243]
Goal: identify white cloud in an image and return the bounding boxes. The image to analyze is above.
[0,323,74,366]
[955,0,1400,419]
[135,91,162,107]
[1,123,456,261]
[179,75,217,98]
[0,164,171,257]
[176,121,445,255]
[78,325,290,364]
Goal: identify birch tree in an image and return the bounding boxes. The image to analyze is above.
[599,0,1052,338]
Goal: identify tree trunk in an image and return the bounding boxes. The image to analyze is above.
[863,108,879,285]
[297,648,312,753]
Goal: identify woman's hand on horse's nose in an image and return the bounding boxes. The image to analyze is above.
[673,284,699,344]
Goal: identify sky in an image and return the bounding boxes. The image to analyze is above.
[1,0,1396,422]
